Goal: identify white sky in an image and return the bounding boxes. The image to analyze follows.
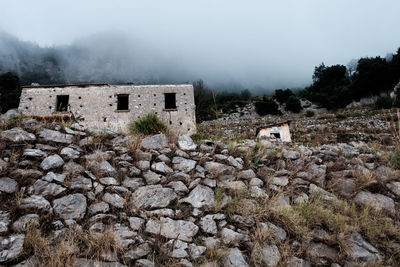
[1,0,400,88]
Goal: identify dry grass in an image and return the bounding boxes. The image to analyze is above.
[353,169,377,190]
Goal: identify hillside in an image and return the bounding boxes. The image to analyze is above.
[0,107,399,266]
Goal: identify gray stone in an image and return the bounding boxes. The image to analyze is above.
[346,232,380,262]
[88,202,110,215]
[284,151,300,160]
[128,217,144,231]
[60,147,80,160]
[387,181,400,197]
[136,259,155,267]
[53,193,87,220]
[188,243,206,259]
[124,243,151,261]
[224,248,249,267]
[40,154,64,170]
[20,195,51,211]
[260,244,281,267]
[122,178,144,190]
[1,109,19,120]
[151,162,173,174]
[160,217,199,242]
[141,134,168,150]
[0,212,10,234]
[143,170,162,185]
[73,258,125,267]
[199,215,218,234]
[90,160,117,177]
[145,219,161,235]
[0,177,18,193]
[103,193,125,209]
[172,157,197,173]
[0,234,25,263]
[237,169,256,180]
[136,160,150,171]
[0,127,36,143]
[204,162,235,177]
[286,256,311,267]
[31,179,66,196]
[99,177,119,186]
[306,242,338,266]
[259,222,287,243]
[12,214,39,232]
[23,148,47,158]
[63,161,85,174]
[181,185,215,209]
[42,172,65,183]
[165,239,188,258]
[221,228,250,246]
[168,181,189,193]
[39,128,73,144]
[131,185,177,210]
[70,176,92,191]
[354,191,395,215]
[178,135,197,151]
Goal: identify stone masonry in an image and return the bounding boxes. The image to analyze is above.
[18,84,196,134]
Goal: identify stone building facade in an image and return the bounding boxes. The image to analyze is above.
[18,83,197,134]
[256,121,291,142]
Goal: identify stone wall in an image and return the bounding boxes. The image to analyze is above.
[18,84,196,134]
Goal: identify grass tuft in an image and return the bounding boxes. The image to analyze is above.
[129,113,167,135]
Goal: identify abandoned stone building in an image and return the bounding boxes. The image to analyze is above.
[18,83,197,134]
[256,121,292,142]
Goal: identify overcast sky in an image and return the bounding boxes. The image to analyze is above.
[1,0,400,89]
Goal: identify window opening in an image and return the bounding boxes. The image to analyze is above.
[117,94,129,110]
[56,95,69,112]
[165,93,177,109]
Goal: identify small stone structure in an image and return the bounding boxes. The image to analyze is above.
[256,121,291,142]
[18,83,196,134]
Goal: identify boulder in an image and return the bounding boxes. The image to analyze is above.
[131,185,177,210]
[0,234,25,263]
[160,217,199,242]
[224,248,249,267]
[178,135,197,151]
[141,134,168,150]
[23,148,47,158]
[40,154,64,170]
[354,191,395,215]
[346,232,380,262]
[53,193,87,220]
[12,214,40,232]
[0,127,36,143]
[103,193,125,209]
[39,128,73,144]
[60,147,80,160]
[172,157,197,173]
[31,179,66,196]
[20,195,51,211]
[0,177,18,193]
[181,185,215,209]
[260,245,281,267]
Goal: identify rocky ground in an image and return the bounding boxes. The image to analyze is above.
[0,108,400,267]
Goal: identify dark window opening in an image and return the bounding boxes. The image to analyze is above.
[103,118,107,122]
[117,94,129,110]
[271,133,281,139]
[56,95,69,112]
[169,121,172,125]
[165,93,176,109]
[28,97,32,101]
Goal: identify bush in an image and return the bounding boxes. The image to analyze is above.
[285,96,302,113]
[274,89,294,104]
[129,113,167,135]
[335,113,347,119]
[390,148,400,170]
[255,97,281,116]
[374,96,393,109]
[305,110,315,117]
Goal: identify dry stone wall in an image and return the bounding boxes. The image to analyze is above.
[18,84,196,134]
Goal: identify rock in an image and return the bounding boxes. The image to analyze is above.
[12,214,39,232]
[224,248,249,267]
[0,234,25,263]
[178,135,197,151]
[136,160,150,171]
[70,176,92,191]
[141,134,168,150]
[90,161,117,177]
[237,169,256,180]
[0,212,9,233]
[23,148,47,158]
[63,161,85,174]
[124,243,151,261]
[1,109,19,120]
[60,147,80,160]
[131,185,177,210]
[128,217,144,231]
[143,170,162,185]
[145,219,161,235]
[39,128,73,144]
[346,232,380,262]
[284,151,300,160]
[160,217,199,242]
[227,156,243,170]
[0,127,36,143]
[199,215,218,234]
[286,256,311,267]
[165,239,188,258]
[221,228,250,246]
[260,244,281,267]
[88,202,110,215]
[168,181,189,193]
[53,193,87,220]
[270,176,289,187]
[103,193,125,209]
[99,177,119,186]
[204,162,235,177]
[332,178,356,198]
[172,157,197,173]
[151,162,173,174]
[0,177,18,193]
[259,222,287,243]
[40,154,64,170]
[31,179,66,196]
[122,178,144,190]
[219,180,247,191]
[306,242,338,265]
[12,169,43,179]
[188,243,206,259]
[136,259,155,267]
[387,181,400,197]
[354,191,395,215]
[20,195,51,211]
[181,185,215,209]
[73,258,125,267]
[309,184,335,201]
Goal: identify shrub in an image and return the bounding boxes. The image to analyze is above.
[375,96,393,109]
[129,113,167,135]
[335,113,347,119]
[390,148,400,169]
[285,96,302,113]
[255,97,281,116]
[274,89,294,104]
[305,110,315,117]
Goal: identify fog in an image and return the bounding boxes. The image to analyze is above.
[1,0,400,91]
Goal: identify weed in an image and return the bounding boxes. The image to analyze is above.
[129,113,167,135]
[305,110,315,117]
[390,147,400,170]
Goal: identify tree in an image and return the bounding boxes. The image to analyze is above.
[0,72,21,113]
[274,89,294,104]
[285,96,302,113]
[255,97,281,116]
[193,80,216,122]
[240,89,251,99]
